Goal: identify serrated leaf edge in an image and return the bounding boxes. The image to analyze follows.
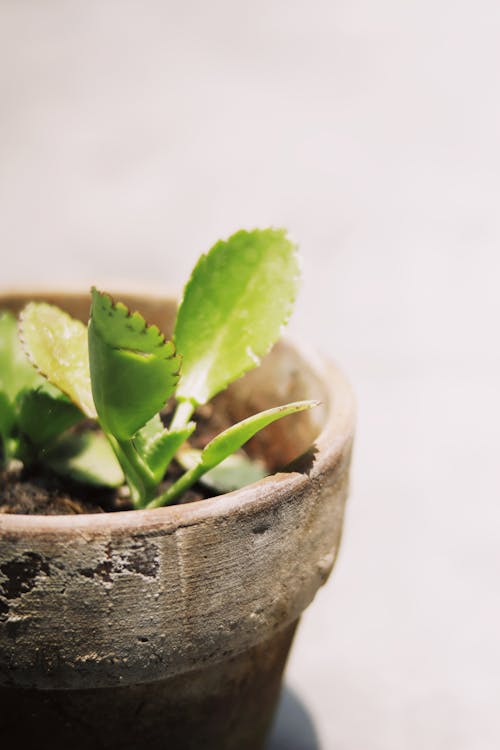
[91,288,182,371]
[18,304,97,418]
[175,227,300,404]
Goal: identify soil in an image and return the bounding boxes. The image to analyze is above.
[0,402,242,516]
[0,465,210,515]
[0,470,112,514]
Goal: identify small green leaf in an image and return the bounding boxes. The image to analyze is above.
[20,303,96,418]
[134,413,164,446]
[200,400,318,471]
[0,311,42,402]
[134,415,194,483]
[178,448,267,493]
[45,431,125,488]
[174,228,300,405]
[17,383,84,447]
[149,400,318,507]
[88,289,181,440]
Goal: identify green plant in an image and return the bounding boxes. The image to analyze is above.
[2,228,317,509]
[0,311,122,487]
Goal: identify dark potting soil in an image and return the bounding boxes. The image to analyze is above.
[0,466,209,515]
[0,403,229,516]
[0,470,112,514]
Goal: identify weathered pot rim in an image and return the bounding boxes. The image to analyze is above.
[0,287,356,538]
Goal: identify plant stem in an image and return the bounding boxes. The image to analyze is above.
[147,462,205,508]
[107,434,157,507]
[169,399,196,432]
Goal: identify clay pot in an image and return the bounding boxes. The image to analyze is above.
[0,290,355,750]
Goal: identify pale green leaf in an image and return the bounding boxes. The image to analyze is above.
[45,431,125,487]
[134,415,194,482]
[0,311,42,402]
[174,228,300,405]
[178,447,267,493]
[134,413,164,447]
[20,303,96,418]
[88,289,181,440]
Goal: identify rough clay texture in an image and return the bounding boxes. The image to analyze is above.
[0,622,297,750]
[0,291,355,748]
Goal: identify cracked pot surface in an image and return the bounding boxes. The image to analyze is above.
[0,290,355,749]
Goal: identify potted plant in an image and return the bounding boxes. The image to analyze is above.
[0,229,355,750]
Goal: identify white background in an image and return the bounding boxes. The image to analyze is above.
[1,2,499,748]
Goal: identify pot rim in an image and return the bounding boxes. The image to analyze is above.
[0,287,356,537]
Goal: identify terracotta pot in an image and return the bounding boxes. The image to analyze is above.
[0,290,355,750]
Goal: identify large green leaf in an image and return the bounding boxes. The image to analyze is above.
[44,431,125,488]
[134,414,195,483]
[88,289,181,440]
[174,228,300,405]
[0,311,42,402]
[17,383,84,447]
[149,399,318,507]
[20,303,96,418]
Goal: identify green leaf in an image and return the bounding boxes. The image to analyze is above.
[88,289,181,440]
[17,383,84,447]
[0,392,16,439]
[0,391,17,462]
[0,311,42,402]
[200,400,318,471]
[134,413,164,449]
[177,448,267,493]
[149,400,318,507]
[44,431,125,488]
[134,415,194,483]
[20,303,96,418]
[174,228,300,406]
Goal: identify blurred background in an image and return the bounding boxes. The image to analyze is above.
[1,1,499,748]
